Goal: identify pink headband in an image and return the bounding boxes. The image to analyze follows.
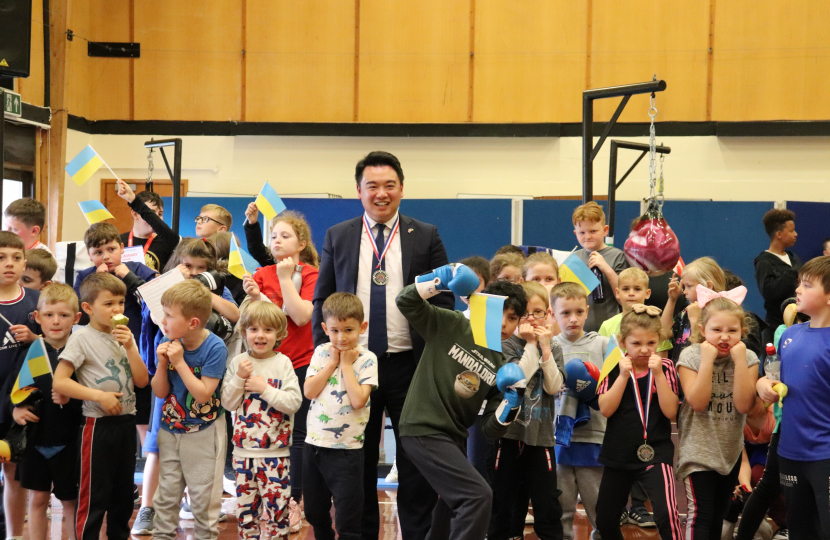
[696,284,747,308]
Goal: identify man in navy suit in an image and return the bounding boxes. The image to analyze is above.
[312,151,453,540]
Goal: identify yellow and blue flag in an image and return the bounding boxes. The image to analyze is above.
[470,293,506,352]
[78,200,114,225]
[11,338,52,405]
[65,145,104,186]
[228,234,261,279]
[255,182,287,222]
[597,334,624,389]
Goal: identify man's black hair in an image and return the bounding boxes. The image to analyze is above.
[482,280,527,318]
[136,190,164,210]
[355,151,404,185]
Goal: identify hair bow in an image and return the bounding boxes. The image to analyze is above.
[630,303,662,317]
[696,284,747,308]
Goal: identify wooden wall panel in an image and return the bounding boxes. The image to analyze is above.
[85,0,131,120]
[133,1,242,121]
[66,0,91,119]
[712,1,830,121]
[246,0,355,122]
[473,1,587,122]
[17,0,45,107]
[358,0,470,122]
[590,0,710,122]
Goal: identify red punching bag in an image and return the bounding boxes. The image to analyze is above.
[624,199,681,276]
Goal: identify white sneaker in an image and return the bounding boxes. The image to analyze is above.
[223,474,236,496]
[525,513,534,525]
[385,459,398,483]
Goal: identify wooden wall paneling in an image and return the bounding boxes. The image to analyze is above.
[590,0,710,122]
[472,0,588,122]
[66,0,91,119]
[48,0,71,245]
[712,1,830,121]
[17,0,46,107]
[358,0,471,123]
[245,0,356,122]
[86,0,132,120]
[133,1,242,121]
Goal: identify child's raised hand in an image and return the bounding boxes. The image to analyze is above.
[174,263,190,278]
[276,258,296,281]
[112,325,135,349]
[699,341,718,363]
[9,324,36,344]
[112,264,130,278]
[518,323,537,344]
[237,358,253,379]
[166,340,185,368]
[244,374,267,394]
[242,275,261,301]
[534,325,552,349]
[96,263,109,274]
[588,251,609,272]
[730,341,747,363]
[156,342,170,365]
[98,391,123,415]
[328,346,341,367]
[52,389,69,405]
[619,356,633,377]
[12,406,39,425]
[116,179,136,203]
[340,348,359,367]
[648,354,664,373]
[245,202,259,224]
[757,377,780,404]
[668,273,682,301]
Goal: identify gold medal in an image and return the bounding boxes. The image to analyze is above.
[637,443,655,462]
[372,269,389,286]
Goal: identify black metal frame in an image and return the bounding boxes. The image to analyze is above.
[143,138,182,235]
[1,89,5,214]
[607,140,671,238]
[582,79,667,203]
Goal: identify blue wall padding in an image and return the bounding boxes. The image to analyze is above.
[522,199,773,316]
[162,197,512,269]
[787,201,830,264]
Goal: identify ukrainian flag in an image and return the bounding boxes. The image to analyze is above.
[558,253,601,295]
[11,338,52,405]
[78,200,114,225]
[597,334,624,389]
[65,145,104,186]
[255,182,287,222]
[470,293,506,352]
[228,234,261,279]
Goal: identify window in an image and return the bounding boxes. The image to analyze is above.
[1,169,34,217]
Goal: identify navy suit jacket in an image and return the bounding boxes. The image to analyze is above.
[312,213,453,358]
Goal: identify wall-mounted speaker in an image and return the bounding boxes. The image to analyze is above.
[0,0,33,78]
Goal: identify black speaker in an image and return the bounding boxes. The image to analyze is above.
[0,0,33,78]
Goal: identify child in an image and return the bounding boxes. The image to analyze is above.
[491,281,565,540]
[115,181,180,272]
[459,255,490,293]
[754,209,800,331]
[222,301,302,540]
[0,231,41,540]
[22,248,57,290]
[151,280,228,540]
[676,288,759,540]
[774,256,830,538]
[523,252,559,292]
[600,268,673,357]
[663,256,726,363]
[207,232,246,305]
[74,222,157,339]
[303,292,377,540]
[242,211,318,518]
[550,282,609,540]
[490,252,524,284]
[4,198,50,253]
[195,204,232,238]
[572,201,629,332]
[397,267,527,540]
[243,204,319,269]
[12,284,82,540]
[595,305,682,540]
[53,272,150,540]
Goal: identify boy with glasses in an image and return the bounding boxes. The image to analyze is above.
[194,205,232,238]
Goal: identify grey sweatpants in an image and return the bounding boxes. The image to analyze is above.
[153,420,227,540]
[558,464,603,540]
[401,434,492,540]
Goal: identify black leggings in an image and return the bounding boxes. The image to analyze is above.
[596,463,683,540]
[736,431,782,540]
[289,364,312,502]
[683,459,741,540]
[779,455,830,539]
[490,439,563,540]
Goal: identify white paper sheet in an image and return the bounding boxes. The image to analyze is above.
[137,268,185,330]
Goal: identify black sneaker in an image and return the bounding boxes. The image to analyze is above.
[620,511,629,526]
[773,528,789,539]
[627,508,657,528]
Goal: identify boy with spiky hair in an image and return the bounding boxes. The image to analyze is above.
[4,198,50,254]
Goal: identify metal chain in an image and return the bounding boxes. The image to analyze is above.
[146,148,154,183]
[648,93,658,201]
[657,151,665,209]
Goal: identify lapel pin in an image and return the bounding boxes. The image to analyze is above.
[408,228,414,233]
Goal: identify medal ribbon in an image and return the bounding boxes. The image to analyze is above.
[630,370,653,443]
[128,230,156,255]
[363,215,400,270]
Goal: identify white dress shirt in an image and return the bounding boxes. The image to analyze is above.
[356,212,412,353]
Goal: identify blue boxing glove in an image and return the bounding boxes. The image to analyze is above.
[495,363,527,426]
[415,263,480,299]
[564,359,601,403]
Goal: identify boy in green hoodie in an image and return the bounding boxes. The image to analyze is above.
[396,264,528,540]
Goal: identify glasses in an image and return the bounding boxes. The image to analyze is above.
[195,215,224,226]
[521,309,548,321]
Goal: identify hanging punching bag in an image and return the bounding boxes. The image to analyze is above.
[624,200,681,276]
